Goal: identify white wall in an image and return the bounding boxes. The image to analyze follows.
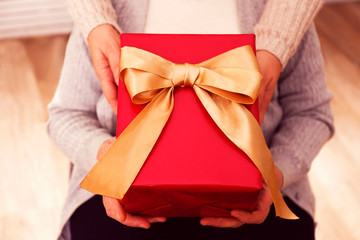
[0,0,72,39]
[327,0,359,2]
[0,0,358,39]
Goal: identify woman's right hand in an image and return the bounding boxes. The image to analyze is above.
[98,137,167,228]
[102,196,166,229]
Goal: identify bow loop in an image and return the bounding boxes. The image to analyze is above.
[120,46,262,106]
[81,45,298,220]
[196,68,261,104]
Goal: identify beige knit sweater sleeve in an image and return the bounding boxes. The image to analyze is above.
[64,0,324,68]
[64,0,122,39]
[254,0,325,68]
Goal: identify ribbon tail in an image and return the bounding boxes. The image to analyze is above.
[194,87,298,219]
[80,88,174,199]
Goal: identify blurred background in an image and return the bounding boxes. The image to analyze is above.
[0,0,359,239]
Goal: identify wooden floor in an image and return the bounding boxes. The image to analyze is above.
[0,2,359,240]
[310,3,360,240]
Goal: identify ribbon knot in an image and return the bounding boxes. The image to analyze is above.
[172,63,200,88]
[80,45,298,220]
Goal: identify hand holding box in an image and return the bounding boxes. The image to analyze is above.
[81,34,296,219]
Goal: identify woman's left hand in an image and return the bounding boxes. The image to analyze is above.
[256,50,282,126]
[200,167,283,228]
[88,24,121,113]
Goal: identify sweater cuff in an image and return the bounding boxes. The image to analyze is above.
[83,17,122,41]
[271,147,304,189]
[270,120,333,189]
[64,0,122,40]
[253,0,325,69]
[255,31,290,69]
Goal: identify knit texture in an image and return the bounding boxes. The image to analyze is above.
[50,1,333,239]
[253,0,325,68]
[64,0,121,39]
[64,0,324,68]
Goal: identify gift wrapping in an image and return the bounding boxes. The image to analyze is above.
[120,34,261,217]
[81,33,297,219]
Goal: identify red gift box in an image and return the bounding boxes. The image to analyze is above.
[117,33,262,217]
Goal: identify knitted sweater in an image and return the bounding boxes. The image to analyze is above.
[63,0,325,68]
[49,1,333,239]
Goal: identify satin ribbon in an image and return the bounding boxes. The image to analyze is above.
[80,45,298,219]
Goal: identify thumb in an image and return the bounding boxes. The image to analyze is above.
[257,81,267,125]
[103,196,127,222]
[258,85,275,126]
[91,50,118,113]
[97,137,116,160]
[108,49,120,86]
[103,43,120,113]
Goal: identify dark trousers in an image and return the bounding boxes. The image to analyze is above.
[70,195,315,240]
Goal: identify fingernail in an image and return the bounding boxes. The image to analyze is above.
[116,212,121,221]
[200,220,208,226]
[155,217,166,222]
[140,224,149,229]
[231,211,240,217]
[117,212,126,222]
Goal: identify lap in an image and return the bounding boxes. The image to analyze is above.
[70,195,315,240]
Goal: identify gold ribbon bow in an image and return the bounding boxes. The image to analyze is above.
[80,45,297,219]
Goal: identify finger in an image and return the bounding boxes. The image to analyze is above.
[103,30,120,86]
[102,196,126,222]
[97,137,116,160]
[231,189,273,224]
[258,95,266,125]
[92,51,118,113]
[200,217,244,228]
[257,77,275,125]
[146,216,167,223]
[258,93,272,125]
[122,213,151,229]
[103,196,151,229]
[256,51,281,125]
[231,209,268,224]
[257,78,269,125]
[101,77,118,113]
[108,50,120,86]
[102,137,116,152]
